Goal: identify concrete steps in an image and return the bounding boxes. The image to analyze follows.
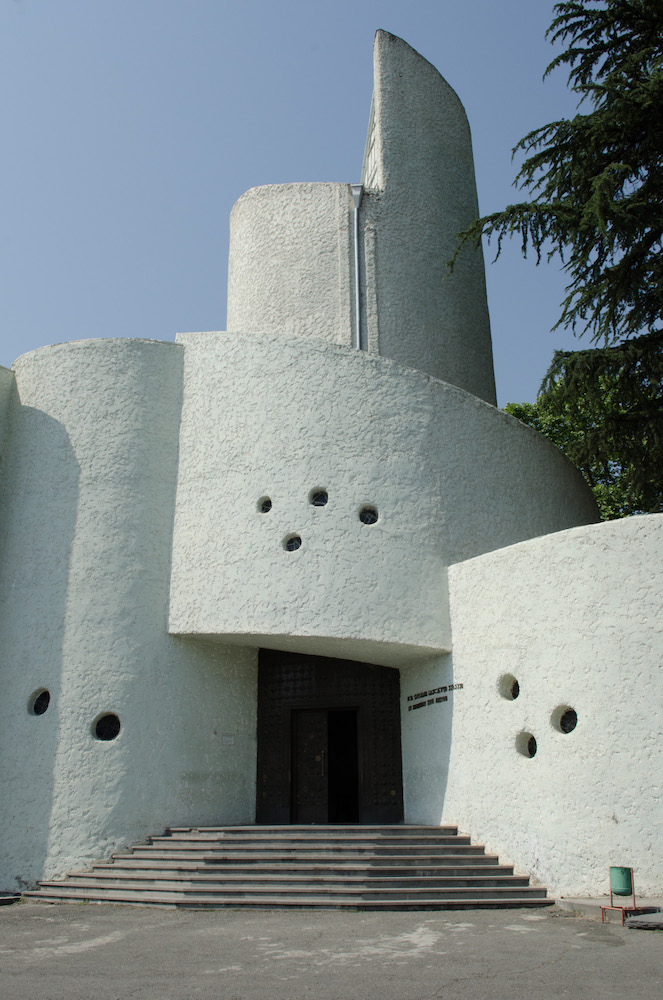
[23,825,552,910]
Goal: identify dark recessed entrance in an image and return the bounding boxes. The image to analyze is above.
[257,650,403,825]
[291,708,359,823]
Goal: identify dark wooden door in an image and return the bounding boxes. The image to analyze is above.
[291,709,328,823]
[256,650,403,825]
[291,708,360,823]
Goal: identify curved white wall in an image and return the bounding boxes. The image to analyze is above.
[0,339,257,890]
[169,332,597,664]
[400,516,663,896]
[227,183,355,347]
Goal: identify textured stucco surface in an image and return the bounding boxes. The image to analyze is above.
[226,32,496,404]
[0,340,257,891]
[227,183,355,346]
[417,516,663,896]
[399,654,455,827]
[169,331,596,661]
[360,31,496,402]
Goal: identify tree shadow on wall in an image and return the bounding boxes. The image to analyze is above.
[0,401,79,891]
[399,651,454,825]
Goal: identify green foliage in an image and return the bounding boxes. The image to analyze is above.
[449,0,663,345]
[505,329,663,518]
[453,1,663,518]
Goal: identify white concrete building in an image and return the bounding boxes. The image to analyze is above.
[1,31,661,897]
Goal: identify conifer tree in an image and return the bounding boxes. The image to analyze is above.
[506,329,663,517]
[451,1,663,517]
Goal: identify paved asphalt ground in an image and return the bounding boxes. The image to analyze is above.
[0,902,661,1000]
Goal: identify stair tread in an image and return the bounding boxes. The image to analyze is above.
[149,837,483,851]
[143,846,478,854]
[24,890,552,908]
[165,826,459,834]
[113,855,495,865]
[91,862,514,873]
[35,879,546,896]
[60,873,530,885]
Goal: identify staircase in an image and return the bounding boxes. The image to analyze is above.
[23,825,552,910]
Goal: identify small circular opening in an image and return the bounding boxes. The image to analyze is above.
[359,505,378,525]
[94,714,121,741]
[498,674,520,701]
[552,705,578,734]
[258,496,272,513]
[29,689,50,716]
[516,731,537,758]
[283,534,302,552]
[309,489,328,507]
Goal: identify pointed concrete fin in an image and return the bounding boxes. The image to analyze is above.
[361,30,470,192]
[358,30,497,404]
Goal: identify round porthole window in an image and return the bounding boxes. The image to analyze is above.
[516,731,537,758]
[498,674,520,700]
[283,534,302,552]
[309,489,328,507]
[29,689,50,716]
[258,496,272,513]
[94,714,121,741]
[359,505,378,525]
[551,705,578,734]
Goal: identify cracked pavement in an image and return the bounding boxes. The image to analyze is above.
[0,902,661,999]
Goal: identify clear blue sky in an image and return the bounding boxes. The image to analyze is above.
[0,0,587,404]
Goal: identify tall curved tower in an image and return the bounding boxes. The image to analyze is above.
[227,31,497,403]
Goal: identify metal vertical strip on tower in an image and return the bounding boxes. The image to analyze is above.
[351,183,363,349]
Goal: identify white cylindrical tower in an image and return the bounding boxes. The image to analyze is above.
[0,339,257,889]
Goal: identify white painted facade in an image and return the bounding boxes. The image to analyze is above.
[1,31,661,897]
[168,331,595,664]
[0,340,257,888]
[401,516,663,896]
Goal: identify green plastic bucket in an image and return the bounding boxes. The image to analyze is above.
[610,867,633,896]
